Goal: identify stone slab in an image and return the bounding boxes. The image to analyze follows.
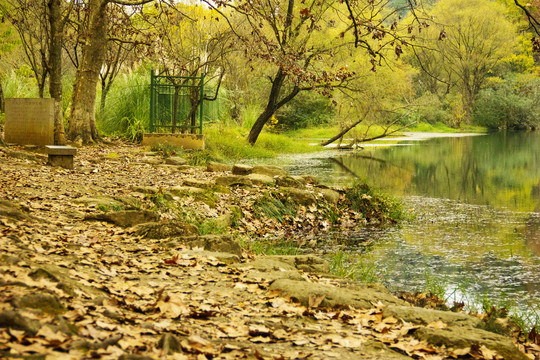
[45,145,77,156]
[142,133,205,150]
[4,98,54,146]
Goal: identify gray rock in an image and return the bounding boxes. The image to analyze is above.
[269,279,406,309]
[272,255,330,274]
[291,176,307,187]
[246,173,275,186]
[215,175,253,187]
[317,188,341,205]
[252,165,288,177]
[301,175,319,185]
[183,178,212,189]
[71,196,124,208]
[237,257,298,272]
[189,234,243,257]
[170,186,205,195]
[0,310,40,335]
[13,293,66,315]
[206,162,231,172]
[235,257,304,282]
[176,248,240,264]
[165,156,187,166]
[85,210,159,228]
[383,305,481,328]
[232,164,253,175]
[413,326,528,360]
[276,176,305,188]
[130,186,159,195]
[0,200,36,222]
[282,187,316,206]
[142,158,163,165]
[133,221,199,239]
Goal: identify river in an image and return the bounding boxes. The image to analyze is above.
[266,131,540,325]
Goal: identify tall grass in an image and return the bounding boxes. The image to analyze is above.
[98,71,150,136]
[2,71,39,98]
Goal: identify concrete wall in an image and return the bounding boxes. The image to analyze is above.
[4,98,54,146]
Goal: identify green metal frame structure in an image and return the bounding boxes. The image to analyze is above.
[150,70,205,134]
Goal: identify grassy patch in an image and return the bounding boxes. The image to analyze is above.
[344,183,407,224]
[328,250,378,283]
[407,122,487,133]
[204,123,320,161]
[253,192,297,223]
[249,238,301,255]
[197,218,226,235]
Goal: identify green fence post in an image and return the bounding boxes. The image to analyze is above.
[150,70,155,133]
[199,73,205,134]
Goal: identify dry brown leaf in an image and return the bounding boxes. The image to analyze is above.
[308,294,326,308]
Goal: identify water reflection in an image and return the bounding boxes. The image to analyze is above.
[329,132,540,212]
[279,131,540,323]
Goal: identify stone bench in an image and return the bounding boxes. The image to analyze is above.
[45,145,77,169]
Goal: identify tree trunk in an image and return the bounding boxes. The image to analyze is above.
[68,0,107,143]
[48,0,66,145]
[247,68,286,144]
[247,108,274,144]
[0,80,4,113]
[172,86,180,133]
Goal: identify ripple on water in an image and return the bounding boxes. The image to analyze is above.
[337,196,540,322]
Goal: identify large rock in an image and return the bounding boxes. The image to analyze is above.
[13,293,66,315]
[271,255,330,274]
[71,196,123,208]
[0,310,40,335]
[206,162,231,172]
[170,186,205,195]
[317,188,341,205]
[183,178,212,189]
[85,210,159,228]
[189,235,243,257]
[165,156,187,166]
[0,200,35,222]
[142,158,163,165]
[413,326,528,360]
[215,175,253,187]
[232,164,253,175]
[130,186,159,195]
[269,279,406,309]
[276,176,305,188]
[235,257,304,282]
[383,305,481,328]
[133,221,199,239]
[252,165,288,177]
[246,173,275,186]
[282,188,316,206]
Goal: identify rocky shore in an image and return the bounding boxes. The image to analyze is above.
[0,143,538,359]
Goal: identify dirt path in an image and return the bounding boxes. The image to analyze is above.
[0,143,538,360]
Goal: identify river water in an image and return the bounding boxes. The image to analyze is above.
[268,131,540,323]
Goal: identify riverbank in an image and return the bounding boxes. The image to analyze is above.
[1,142,538,359]
[198,123,488,162]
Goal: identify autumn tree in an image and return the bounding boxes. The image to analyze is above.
[213,0,415,144]
[407,0,519,124]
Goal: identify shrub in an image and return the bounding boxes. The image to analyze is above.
[473,75,540,130]
[275,92,335,130]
